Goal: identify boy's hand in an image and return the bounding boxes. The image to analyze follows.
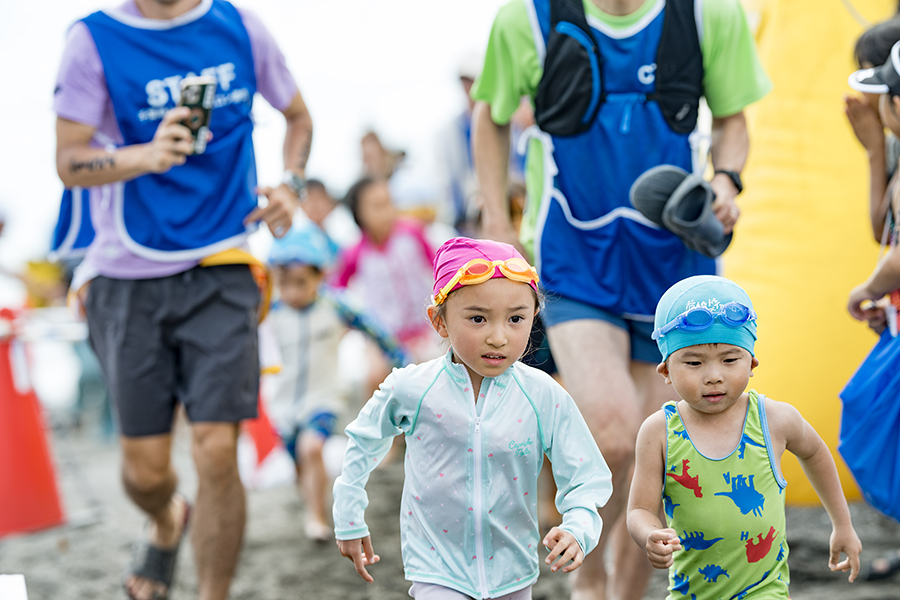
[828,525,862,583]
[645,528,682,569]
[542,527,584,573]
[336,535,381,582]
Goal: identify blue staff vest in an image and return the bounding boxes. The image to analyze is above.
[528,0,715,319]
[50,187,95,260]
[81,0,258,261]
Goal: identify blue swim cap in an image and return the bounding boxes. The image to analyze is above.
[268,221,337,269]
[654,275,757,361]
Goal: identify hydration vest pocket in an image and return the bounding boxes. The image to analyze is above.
[534,21,602,137]
[649,63,702,134]
[532,0,704,138]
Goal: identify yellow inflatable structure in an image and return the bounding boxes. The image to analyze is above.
[726,0,896,503]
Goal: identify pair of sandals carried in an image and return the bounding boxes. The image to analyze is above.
[630,165,733,258]
[125,494,191,600]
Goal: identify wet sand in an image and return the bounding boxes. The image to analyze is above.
[1,427,899,600]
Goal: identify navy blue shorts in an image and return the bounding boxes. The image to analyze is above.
[86,265,260,437]
[541,294,661,364]
[282,411,338,461]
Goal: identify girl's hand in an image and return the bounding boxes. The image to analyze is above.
[645,528,682,569]
[829,525,862,583]
[542,527,585,573]
[336,535,381,582]
[844,94,885,152]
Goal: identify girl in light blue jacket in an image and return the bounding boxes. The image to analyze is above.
[334,237,613,600]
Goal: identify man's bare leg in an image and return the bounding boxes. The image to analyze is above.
[121,433,189,600]
[604,360,682,600]
[545,320,644,600]
[191,422,245,600]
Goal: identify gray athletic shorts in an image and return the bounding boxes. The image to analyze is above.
[86,265,260,437]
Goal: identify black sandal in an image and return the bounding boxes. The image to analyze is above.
[124,495,191,600]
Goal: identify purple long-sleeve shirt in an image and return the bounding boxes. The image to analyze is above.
[54,1,299,280]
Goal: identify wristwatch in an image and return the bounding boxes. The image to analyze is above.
[714,169,743,195]
[282,170,307,197]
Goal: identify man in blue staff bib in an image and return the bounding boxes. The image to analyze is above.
[53,1,313,599]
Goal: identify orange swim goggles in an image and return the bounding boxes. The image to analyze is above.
[433,257,539,305]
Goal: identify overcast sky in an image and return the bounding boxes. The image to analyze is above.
[0,0,507,305]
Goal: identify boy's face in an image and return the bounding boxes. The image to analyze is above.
[657,343,759,415]
[275,264,323,310]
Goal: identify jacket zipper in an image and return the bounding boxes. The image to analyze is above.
[472,379,492,598]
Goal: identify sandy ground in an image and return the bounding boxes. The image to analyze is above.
[2,424,899,600]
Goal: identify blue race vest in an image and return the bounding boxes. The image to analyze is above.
[50,187,95,260]
[529,0,714,318]
[82,0,258,260]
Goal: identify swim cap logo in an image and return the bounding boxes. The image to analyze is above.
[684,298,721,312]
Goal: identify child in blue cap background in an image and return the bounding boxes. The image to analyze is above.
[265,222,408,541]
[626,275,862,599]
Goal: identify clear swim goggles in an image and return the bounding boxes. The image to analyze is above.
[433,258,539,305]
[651,302,756,340]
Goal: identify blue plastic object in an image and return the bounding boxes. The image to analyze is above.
[839,330,900,523]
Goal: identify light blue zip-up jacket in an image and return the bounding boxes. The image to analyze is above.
[333,351,613,599]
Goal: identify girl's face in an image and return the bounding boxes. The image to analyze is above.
[429,278,536,391]
[357,181,396,244]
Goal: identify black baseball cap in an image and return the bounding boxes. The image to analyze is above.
[849,40,900,95]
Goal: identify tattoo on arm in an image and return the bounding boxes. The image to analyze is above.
[296,140,311,169]
[69,155,116,174]
[296,133,312,171]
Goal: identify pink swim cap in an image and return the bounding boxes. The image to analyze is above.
[432,237,538,303]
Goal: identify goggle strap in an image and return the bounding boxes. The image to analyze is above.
[433,258,539,306]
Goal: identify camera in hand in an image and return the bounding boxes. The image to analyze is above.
[178,76,216,154]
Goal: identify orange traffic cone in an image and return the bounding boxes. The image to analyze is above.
[0,310,65,537]
[239,393,296,489]
[242,393,279,465]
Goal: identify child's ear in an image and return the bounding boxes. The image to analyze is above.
[656,361,673,385]
[427,305,449,339]
[749,356,759,376]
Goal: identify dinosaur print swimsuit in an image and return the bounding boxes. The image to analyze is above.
[662,390,790,600]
